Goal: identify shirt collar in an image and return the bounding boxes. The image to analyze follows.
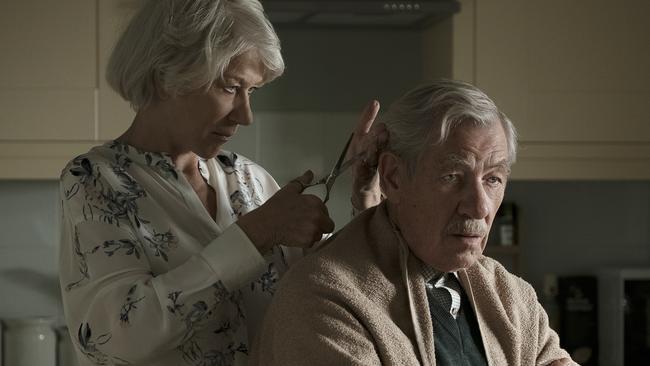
[419,260,446,284]
[105,140,179,179]
[105,140,222,182]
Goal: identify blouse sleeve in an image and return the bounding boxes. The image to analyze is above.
[58,160,265,364]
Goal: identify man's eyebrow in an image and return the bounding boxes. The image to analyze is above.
[488,159,511,174]
[440,153,473,168]
[439,154,511,174]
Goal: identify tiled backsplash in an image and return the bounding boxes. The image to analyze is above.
[0,180,61,319]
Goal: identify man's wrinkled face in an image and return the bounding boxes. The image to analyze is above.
[386,122,510,272]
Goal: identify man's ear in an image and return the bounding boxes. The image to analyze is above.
[378,151,404,204]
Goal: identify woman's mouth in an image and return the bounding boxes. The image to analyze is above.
[213,132,233,141]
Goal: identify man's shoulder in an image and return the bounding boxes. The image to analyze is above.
[282,219,372,287]
[469,255,538,302]
[278,205,398,297]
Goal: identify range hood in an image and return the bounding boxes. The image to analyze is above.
[262,0,461,29]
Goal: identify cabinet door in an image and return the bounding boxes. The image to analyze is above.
[0,0,96,140]
[476,0,650,143]
[97,0,137,140]
[474,0,650,179]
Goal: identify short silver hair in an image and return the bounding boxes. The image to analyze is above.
[106,0,285,110]
[382,79,518,174]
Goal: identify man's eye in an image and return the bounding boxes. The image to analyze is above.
[486,176,503,185]
[247,87,258,95]
[441,174,458,183]
[223,86,237,94]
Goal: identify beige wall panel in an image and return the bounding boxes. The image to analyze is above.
[525,92,650,142]
[450,0,476,83]
[512,160,650,181]
[0,90,95,140]
[422,19,453,80]
[422,0,476,83]
[476,0,650,143]
[474,0,529,126]
[511,142,650,180]
[97,0,138,140]
[0,0,95,88]
[526,0,650,92]
[0,142,98,179]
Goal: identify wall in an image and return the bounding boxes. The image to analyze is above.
[506,181,650,293]
[0,181,61,319]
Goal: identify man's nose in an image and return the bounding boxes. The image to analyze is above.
[458,180,490,220]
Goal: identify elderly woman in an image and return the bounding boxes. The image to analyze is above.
[58,0,382,365]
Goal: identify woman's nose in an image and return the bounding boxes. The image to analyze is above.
[230,94,253,126]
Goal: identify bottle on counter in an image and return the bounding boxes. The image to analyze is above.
[487,201,518,247]
[497,202,517,246]
[3,317,56,366]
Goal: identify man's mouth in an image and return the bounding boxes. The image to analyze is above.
[453,232,484,237]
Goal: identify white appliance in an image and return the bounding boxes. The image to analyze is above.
[598,268,650,366]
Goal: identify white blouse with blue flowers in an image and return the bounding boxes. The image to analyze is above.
[59,140,297,366]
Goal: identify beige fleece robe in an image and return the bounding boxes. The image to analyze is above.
[250,203,575,366]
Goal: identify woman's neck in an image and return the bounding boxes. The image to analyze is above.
[117,104,198,174]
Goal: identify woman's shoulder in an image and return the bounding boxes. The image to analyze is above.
[61,141,177,182]
[59,141,147,197]
[61,143,116,180]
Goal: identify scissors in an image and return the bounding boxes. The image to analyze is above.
[301,133,363,204]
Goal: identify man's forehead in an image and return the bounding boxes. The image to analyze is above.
[432,149,508,169]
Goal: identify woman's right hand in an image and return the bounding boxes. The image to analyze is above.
[237,170,335,254]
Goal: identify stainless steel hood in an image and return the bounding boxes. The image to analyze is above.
[262,0,461,29]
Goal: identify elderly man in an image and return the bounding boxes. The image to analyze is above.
[250,80,574,366]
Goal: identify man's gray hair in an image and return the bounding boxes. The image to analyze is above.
[383,79,518,174]
[106,0,284,110]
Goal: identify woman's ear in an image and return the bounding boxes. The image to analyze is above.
[378,151,404,204]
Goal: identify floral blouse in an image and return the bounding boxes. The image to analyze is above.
[59,141,297,366]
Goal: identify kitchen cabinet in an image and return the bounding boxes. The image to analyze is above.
[3,0,650,179]
[0,0,135,179]
[97,0,138,140]
[424,0,650,180]
[0,0,96,142]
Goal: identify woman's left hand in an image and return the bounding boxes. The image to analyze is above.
[348,100,388,212]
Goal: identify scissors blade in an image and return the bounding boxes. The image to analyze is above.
[324,133,354,186]
[334,152,363,177]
